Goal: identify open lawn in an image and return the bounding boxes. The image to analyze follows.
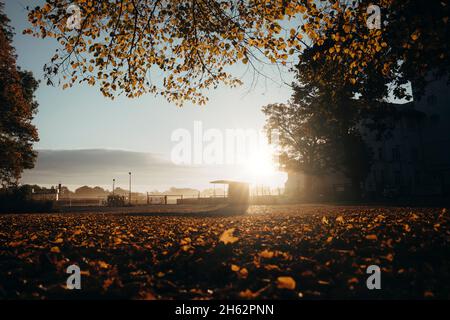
[0,205,449,299]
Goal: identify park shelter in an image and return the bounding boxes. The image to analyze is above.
[210,180,249,205]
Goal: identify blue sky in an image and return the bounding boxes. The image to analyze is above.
[5,0,292,190]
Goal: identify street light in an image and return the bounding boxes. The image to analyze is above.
[112,179,115,196]
[128,172,132,205]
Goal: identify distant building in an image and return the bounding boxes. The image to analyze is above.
[285,75,450,200]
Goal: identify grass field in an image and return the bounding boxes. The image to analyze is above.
[0,205,449,299]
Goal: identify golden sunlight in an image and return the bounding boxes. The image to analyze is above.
[241,142,286,188]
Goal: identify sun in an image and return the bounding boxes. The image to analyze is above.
[244,149,277,177]
[240,144,286,188]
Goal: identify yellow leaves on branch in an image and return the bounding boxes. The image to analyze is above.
[24,0,325,106]
[24,0,406,105]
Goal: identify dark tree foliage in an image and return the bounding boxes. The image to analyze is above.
[263,37,375,197]
[0,3,39,187]
[262,0,449,198]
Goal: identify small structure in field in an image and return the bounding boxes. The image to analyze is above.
[209,180,249,205]
[177,180,249,214]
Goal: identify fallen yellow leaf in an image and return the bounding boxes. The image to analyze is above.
[259,249,274,259]
[219,228,239,245]
[277,276,296,290]
[264,264,280,271]
[239,267,248,278]
[50,246,60,253]
[365,234,378,241]
[231,264,240,272]
[239,289,259,299]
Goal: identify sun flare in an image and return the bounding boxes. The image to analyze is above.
[240,143,286,188]
[244,150,277,177]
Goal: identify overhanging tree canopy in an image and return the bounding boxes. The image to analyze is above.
[25,0,449,105]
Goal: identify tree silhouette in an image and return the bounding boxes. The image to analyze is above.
[263,30,376,198]
[0,3,39,187]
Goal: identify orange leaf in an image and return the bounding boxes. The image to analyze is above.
[277,276,296,290]
[231,264,240,272]
[219,228,239,245]
[50,246,60,253]
[259,249,275,259]
[239,289,259,299]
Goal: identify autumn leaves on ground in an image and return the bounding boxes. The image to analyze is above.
[0,205,449,299]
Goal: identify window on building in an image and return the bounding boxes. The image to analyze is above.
[415,170,420,184]
[430,114,440,125]
[394,170,402,185]
[410,147,419,162]
[392,146,401,161]
[427,94,437,106]
[406,118,418,130]
[378,147,383,161]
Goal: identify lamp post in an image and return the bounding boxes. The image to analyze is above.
[112,179,115,196]
[128,172,132,205]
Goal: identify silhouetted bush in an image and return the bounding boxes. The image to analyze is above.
[0,186,54,213]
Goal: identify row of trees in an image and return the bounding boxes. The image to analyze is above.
[22,185,224,198]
